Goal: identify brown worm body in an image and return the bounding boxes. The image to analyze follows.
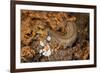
[49,22,77,48]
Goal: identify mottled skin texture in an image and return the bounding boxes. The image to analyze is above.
[49,22,77,48]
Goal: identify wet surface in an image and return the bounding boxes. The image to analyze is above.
[21,10,89,62]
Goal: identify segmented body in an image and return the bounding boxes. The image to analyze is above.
[49,22,77,48]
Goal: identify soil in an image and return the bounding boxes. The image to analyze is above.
[21,10,89,62]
